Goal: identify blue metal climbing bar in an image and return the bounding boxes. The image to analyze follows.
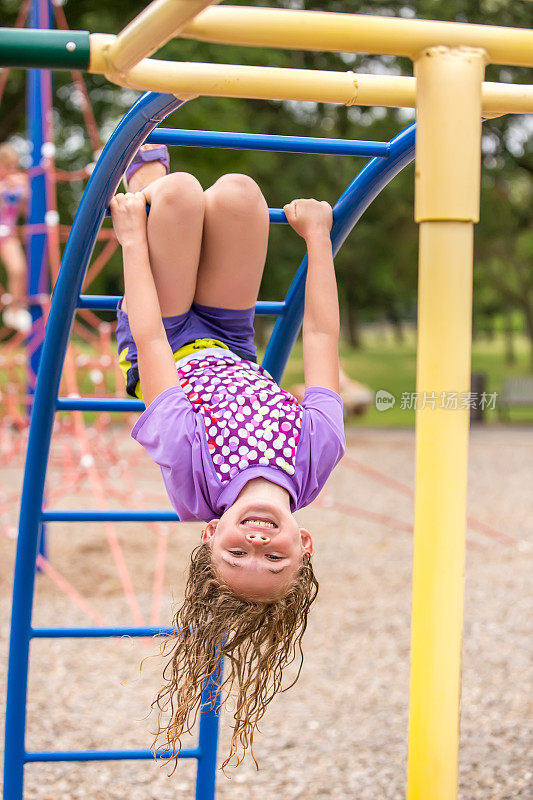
[4,84,415,799]
[147,127,390,157]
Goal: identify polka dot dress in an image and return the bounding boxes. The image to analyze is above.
[176,354,303,484]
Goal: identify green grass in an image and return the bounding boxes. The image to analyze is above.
[275,329,533,427]
[2,329,532,428]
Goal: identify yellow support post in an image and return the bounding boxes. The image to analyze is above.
[407,46,486,800]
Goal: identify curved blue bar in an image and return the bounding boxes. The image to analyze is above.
[25,748,199,762]
[42,509,179,522]
[263,123,416,382]
[334,122,416,240]
[147,127,389,157]
[4,92,186,800]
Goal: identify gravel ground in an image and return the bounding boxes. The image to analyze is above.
[1,425,531,799]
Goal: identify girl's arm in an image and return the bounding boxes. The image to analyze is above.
[283,199,340,393]
[110,192,179,406]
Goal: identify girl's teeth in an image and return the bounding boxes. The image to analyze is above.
[242,519,275,528]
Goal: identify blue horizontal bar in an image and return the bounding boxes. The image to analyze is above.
[56,397,144,412]
[31,626,177,638]
[77,295,285,315]
[42,509,179,522]
[77,295,119,310]
[25,747,199,762]
[104,205,287,222]
[147,127,390,157]
[269,208,286,224]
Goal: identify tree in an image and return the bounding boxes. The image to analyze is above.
[1,0,531,352]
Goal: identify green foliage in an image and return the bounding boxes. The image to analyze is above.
[0,0,531,356]
[278,329,533,427]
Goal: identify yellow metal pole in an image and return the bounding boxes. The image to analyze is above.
[482,81,533,117]
[108,60,417,106]
[104,59,359,104]
[105,0,219,75]
[182,6,533,68]
[87,38,533,115]
[407,46,486,800]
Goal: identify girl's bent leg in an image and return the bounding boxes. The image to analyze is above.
[138,171,205,317]
[194,174,269,310]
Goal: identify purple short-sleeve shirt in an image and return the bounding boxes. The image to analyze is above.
[131,351,346,521]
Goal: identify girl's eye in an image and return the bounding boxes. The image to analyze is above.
[265,554,283,561]
[229,550,246,556]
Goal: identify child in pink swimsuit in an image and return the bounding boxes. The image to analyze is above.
[111,146,345,769]
[0,142,31,333]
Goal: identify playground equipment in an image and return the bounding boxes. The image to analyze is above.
[0,0,123,385]
[0,0,124,429]
[2,2,532,799]
[0,0,138,574]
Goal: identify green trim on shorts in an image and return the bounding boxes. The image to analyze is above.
[120,338,229,402]
[172,338,229,363]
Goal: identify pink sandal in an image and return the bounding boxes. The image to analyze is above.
[123,144,170,191]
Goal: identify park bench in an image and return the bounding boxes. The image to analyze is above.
[498,376,533,419]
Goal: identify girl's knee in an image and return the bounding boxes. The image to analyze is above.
[150,172,205,215]
[206,174,267,215]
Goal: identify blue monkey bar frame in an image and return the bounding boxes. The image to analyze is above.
[4,88,415,800]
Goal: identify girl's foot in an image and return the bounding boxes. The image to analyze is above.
[123,144,170,192]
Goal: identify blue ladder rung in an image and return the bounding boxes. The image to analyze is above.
[31,626,177,638]
[77,295,286,313]
[104,205,288,221]
[268,208,286,224]
[147,127,390,157]
[56,397,144,412]
[25,747,199,762]
[61,295,286,413]
[41,509,179,522]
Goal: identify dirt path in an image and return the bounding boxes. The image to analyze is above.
[1,426,531,799]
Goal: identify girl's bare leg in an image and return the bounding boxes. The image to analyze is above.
[194,174,269,310]
[122,149,205,317]
[0,237,27,305]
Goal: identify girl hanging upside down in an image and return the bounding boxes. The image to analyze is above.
[110,144,346,770]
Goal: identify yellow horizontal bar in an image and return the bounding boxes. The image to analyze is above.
[182,6,533,68]
[106,0,219,74]
[482,81,533,117]
[103,58,361,105]
[88,39,533,115]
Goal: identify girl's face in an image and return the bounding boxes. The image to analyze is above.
[202,499,313,601]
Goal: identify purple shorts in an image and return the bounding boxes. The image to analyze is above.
[116,299,257,397]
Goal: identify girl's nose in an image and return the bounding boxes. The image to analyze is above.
[245,532,271,544]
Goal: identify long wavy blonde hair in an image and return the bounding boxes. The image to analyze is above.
[149,542,318,772]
